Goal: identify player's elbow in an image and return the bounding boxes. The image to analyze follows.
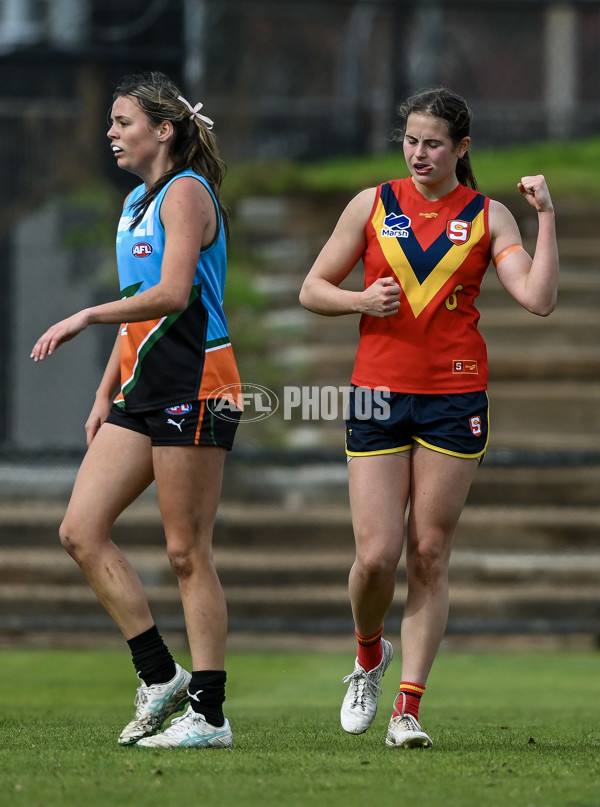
[159,289,190,314]
[528,298,556,317]
[299,282,314,312]
[538,301,557,317]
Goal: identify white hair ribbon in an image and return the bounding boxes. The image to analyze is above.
[177,95,214,130]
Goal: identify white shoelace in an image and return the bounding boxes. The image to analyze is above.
[391,695,421,729]
[133,686,151,712]
[343,669,383,707]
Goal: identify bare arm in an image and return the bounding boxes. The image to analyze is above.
[31,177,214,360]
[490,174,559,317]
[299,188,401,318]
[85,332,122,446]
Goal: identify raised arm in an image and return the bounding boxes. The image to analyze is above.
[299,187,401,318]
[490,174,559,317]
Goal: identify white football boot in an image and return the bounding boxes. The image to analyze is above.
[340,638,393,734]
[118,664,191,746]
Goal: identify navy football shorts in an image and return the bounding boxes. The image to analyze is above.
[345,386,489,461]
[105,399,240,449]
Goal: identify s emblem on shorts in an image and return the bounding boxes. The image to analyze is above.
[165,404,192,415]
[469,416,482,437]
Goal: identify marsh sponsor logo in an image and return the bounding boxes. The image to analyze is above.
[381,212,411,238]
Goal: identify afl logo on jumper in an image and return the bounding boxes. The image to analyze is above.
[446,220,471,244]
[165,403,193,415]
[132,242,153,257]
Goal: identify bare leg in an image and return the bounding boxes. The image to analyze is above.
[59,423,155,639]
[153,445,227,670]
[348,454,411,636]
[400,445,478,684]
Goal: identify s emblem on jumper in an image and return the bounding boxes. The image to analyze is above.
[446,220,471,244]
[452,360,478,375]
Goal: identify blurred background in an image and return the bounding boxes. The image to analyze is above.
[0,0,599,649]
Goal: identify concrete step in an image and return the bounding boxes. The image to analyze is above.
[487,345,600,381]
[274,303,600,349]
[446,583,600,624]
[2,547,600,587]
[273,340,600,384]
[223,457,600,507]
[455,505,600,550]
[3,455,599,509]
[3,582,597,623]
[480,306,600,347]
[258,267,600,310]
[1,499,598,551]
[479,268,600,308]
[469,464,600,507]
[488,381,600,448]
[0,547,356,588]
[1,547,599,632]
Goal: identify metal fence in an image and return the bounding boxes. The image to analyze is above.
[1,1,599,159]
[198,0,600,160]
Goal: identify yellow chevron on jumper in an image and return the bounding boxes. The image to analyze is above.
[373,198,486,318]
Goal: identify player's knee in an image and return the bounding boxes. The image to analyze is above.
[354,550,398,584]
[59,519,79,557]
[408,538,449,587]
[167,546,196,579]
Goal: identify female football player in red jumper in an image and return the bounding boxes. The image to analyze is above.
[300,87,558,749]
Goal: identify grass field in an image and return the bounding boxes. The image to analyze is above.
[1,647,598,807]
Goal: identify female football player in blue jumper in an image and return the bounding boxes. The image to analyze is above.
[32,71,241,749]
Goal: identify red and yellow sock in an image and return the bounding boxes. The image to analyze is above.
[355,626,384,672]
[393,681,426,720]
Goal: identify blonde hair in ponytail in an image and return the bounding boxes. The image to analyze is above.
[113,71,229,234]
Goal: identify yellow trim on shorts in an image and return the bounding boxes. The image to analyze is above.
[345,392,490,463]
[347,440,486,462]
[345,444,413,458]
[413,437,487,464]
[413,393,491,464]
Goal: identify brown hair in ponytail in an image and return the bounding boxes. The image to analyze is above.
[394,87,477,190]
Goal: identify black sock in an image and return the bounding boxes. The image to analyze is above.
[126,625,176,686]
[188,670,227,727]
